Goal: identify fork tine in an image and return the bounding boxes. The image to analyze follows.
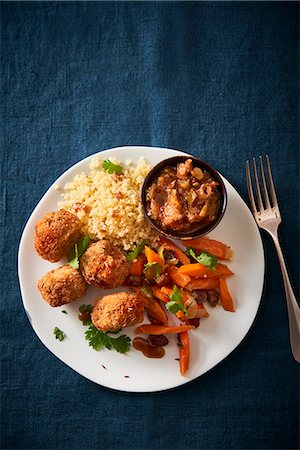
[246,160,257,214]
[266,155,279,208]
[252,158,264,211]
[259,156,271,209]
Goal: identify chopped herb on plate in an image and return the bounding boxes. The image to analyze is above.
[102,159,123,175]
[84,325,131,354]
[53,326,65,341]
[186,247,218,270]
[68,234,90,269]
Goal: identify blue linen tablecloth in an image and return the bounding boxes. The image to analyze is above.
[1,2,299,449]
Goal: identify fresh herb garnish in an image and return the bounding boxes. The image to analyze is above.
[53,326,65,341]
[186,247,218,270]
[165,285,187,315]
[102,159,123,175]
[68,234,90,269]
[61,310,68,314]
[84,325,131,353]
[127,240,146,263]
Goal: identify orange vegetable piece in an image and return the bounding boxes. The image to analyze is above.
[178,331,190,376]
[185,278,220,291]
[178,263,218,279]
[129,254,146,276]
[168,266,191,287]
[176,310,185,319]
[215,263,234,277]
[158,238,190,265]
[151,286,170,304]
[182,237,232,260]
[144,246,164,266]
[219,278,235,312]
[160,286,174,298]
[135,324,195,335]
[131,287,168,324]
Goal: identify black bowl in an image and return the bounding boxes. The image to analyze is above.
[141,155,227,240]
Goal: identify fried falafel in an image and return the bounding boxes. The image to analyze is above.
[80,240,130,289]
[91,292,144,332]
[38,264,87,307]
[34,209,82,262]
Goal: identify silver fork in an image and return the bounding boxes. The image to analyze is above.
[246,155,300,363]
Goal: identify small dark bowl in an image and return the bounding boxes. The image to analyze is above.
[141,155,227,241]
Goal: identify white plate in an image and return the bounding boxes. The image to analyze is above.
[18,146,264,393]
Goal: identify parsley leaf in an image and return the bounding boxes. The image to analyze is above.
[53,326,65,341]
[84,325,131,353]
[186,247,218,270]
[68,234,90,269]
[102,159,123,175]
[165,285,187,315]
[127,240,146,263]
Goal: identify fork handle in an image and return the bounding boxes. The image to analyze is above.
[270,232,300,363]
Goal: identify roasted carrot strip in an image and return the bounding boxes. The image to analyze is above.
[215,263,234,277]
[178,331,190,376]
[168,266,191,287]
[185,278,220,291]
[129,254,146,276]
[161,286,174,298]
[182,237,232,260]
[131,287,168,324]
[144,245,164,266]
[176,310,185,319]
[135,324,195,335]
[158,238,190,265]
[219,278,235,312]
[178,263,218,279]
[151,286,170,304]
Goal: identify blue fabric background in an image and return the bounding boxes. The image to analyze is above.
[1,2,299,449]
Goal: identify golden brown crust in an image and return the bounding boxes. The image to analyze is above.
[37,265,87,307]
[34,209,82,262]
[91,292,144,332]
[80,240,130,289]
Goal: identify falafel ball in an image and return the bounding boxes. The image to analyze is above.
[92,292,144,332]
[34,209,82,262]
[38,264,87,307]
[80,240,130,289]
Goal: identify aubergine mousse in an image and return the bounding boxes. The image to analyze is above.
[145,158,221,233]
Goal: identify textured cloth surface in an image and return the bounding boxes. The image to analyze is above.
[1,2,299,449]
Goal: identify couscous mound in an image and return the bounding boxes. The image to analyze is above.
[58,158,159,250]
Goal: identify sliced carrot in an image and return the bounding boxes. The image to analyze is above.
[135,324,195,335]
[131,287,168,324]
[168,266,191,287]
[144,245,164,265]
[178,331,190,376]
[161,286,174,298]
[176,310,185,319]
[178,263,218,279]
[129,254,147,276]
[182,237,232,260]
[151,286,170,304]
[219,278,235,312]
[185,278,220,291]
[161,285,190,303]
[215,263,234,277]
[158,238,190,265]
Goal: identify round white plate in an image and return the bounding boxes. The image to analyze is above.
[18,146,264,392]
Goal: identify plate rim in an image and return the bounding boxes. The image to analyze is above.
[18,145,265,393]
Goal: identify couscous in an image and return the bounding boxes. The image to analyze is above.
[58,157,159,250]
